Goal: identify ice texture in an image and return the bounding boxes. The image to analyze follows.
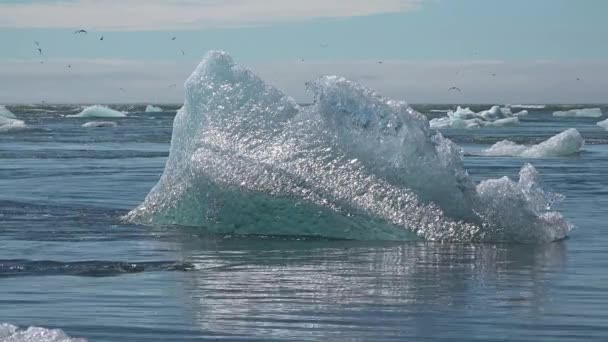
[596,118,608,130]
[510,104,546,109]
[0,106,26,132]
[126,51,573,243]
[482,129,584,158]
[0,323,86,342]
[67,105,126,118]
[145,105,163,112]
[553,108,603,118]
[82,121,118,128]
[429,106,526,129]
[0,105,17,118]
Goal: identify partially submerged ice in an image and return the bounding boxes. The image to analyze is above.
[0,105,27,132]
[482,129,584,158]
[145,105,163,112]
[429,106,527,129]
[553,108,603,118]
[597,118,608,130]
[0,323,86,342]
[127,51,573,243]
[67,105,126,118]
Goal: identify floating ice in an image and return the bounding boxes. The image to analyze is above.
[482,129,584,158]
[127,51,573,243]
[0,105,17,118]
[145,105,163,112]
[553,108,603,118]
[67,105,126,118]
[82,121,118,128]
[510,104,546,109]
[0,107,27,132]
[0,323,86,342]
[429,106,525,130]
[597,118,608,130]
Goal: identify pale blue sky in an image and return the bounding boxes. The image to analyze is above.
[1,0,607,103]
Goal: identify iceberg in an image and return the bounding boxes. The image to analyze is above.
[429,106,526,130]
[145,104,163,112]
[597,118,608,130]
[0,323,86,342]
[126,51,573,243]
[0,105,17,118]
[510,104,546,109]
[67,105,126,118]
[482,129,584,158]
[82,121,118,128]
[553,108,603,118]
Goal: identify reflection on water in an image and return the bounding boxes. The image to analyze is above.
[172,238,567,340]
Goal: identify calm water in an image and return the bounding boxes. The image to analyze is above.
[1,104,608,341]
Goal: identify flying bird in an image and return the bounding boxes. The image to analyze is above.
[448,86,461,92]
[169,84,177,88]
[74,29,87,34]
[171,36,176,41]
[492,73,496,77]
[34,41,40,46]
[37,48,43,55]
[378,60,383,64]
[576,77,581,81]
[181,50,185,55]
[119,87,126,92]
[100,36,104,41]
[67,64,71,68]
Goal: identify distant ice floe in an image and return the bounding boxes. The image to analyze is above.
[0,105,27,132]
[430,106,527,129]
[67,105,126,118]
[145,105,163,112]
[553,108,603,118]
[481,128,584,158]
[0,323,86,341]
[82,121,118,128]
[597,118,608,130]
[509,104,546,109]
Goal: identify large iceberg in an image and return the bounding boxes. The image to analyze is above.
[481,129,584,158]
[429,106,527,129]
[126,51,572,243]
[67,105,126,118]
[145,104,163,112]
[0,323,86,342]
[597,118,608,130]
[553,108,603,118]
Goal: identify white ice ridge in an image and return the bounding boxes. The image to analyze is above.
[482,129,584,158]
[145,105,163,112]
[597,118,608,130]
[0,105,27,132]
[67,105,126,118]
[126,51,573,243]
[509,104,546,109]
[429,106,527,129]
[0,323,86,342]
[553,108,603,118]
[82,121,118,128]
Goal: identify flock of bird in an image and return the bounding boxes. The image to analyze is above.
[32,32,583,95]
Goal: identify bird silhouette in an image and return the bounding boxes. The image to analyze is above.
[74,29,87,34]
[448,86,462,92]
[37,48,43,55]
[171,36,176,41]
[34,41,40,46]
[100,36,104,41]
[181,50,185,55]
[378,60,383,64]
[67,64,71,68]
[169,84,177,88]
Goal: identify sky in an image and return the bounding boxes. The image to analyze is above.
[1,0,607,104]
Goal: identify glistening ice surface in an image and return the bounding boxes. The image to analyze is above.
[127,51,572,243]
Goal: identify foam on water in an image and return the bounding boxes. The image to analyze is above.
[145,105,163,112]
[597,118,608,130]
[429,106,526,129]
[82,121,118,128]
[0,323,86,342]
[553,108,603,118]
[481,128,584,158]
[67,105,126,118]
[127,51,573,243]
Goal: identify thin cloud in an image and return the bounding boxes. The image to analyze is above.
[0,0,424,31]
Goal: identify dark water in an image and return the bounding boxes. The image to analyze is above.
[1,105,608,341]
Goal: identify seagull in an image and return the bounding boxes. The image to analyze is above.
[378,60,383,64]
[40,61,44,64]
[448,86,461,92]
[100,36,104,41]
[74,29,87,34]
[576,77,581,81]
[181,50,185,55]
[169,84,177,88]
[37,48,43,55]
[492,73,496,77]
[171,36,176,41]
[34,41,40,46]
[67,64,71,68]
[119,87,126,92]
